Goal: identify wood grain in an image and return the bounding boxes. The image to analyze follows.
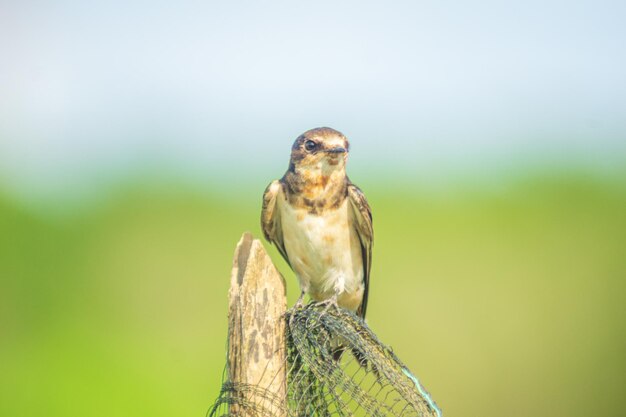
[228,232,287,416]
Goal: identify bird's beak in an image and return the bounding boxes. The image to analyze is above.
[326,147,347,154]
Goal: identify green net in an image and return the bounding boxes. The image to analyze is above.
[208,302,441,417]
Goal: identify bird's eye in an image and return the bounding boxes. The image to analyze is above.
[304,140,317,151]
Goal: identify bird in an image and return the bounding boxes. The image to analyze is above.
[261,127,373,320]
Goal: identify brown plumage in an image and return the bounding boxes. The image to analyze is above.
[261,127,373,319]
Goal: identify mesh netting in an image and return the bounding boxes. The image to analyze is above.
[208,302,441,417]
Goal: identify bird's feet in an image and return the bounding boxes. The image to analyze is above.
[289,292,308,326]
[294,291,307,310]
[318,294,340,315]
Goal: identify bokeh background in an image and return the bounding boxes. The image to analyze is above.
[1,2,625,417]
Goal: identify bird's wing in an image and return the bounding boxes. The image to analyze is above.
[347,182,373,319]
[261,180,291,267]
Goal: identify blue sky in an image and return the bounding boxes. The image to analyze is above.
[1,1,624,199]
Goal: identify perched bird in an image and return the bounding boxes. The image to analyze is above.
[261,127,373,319]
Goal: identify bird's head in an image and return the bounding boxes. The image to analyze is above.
[289,127,350,175]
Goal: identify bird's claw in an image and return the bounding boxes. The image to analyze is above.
[293,292,307,310]
[318,295,340,315]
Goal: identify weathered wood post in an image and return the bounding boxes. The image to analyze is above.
[228,232,287,416]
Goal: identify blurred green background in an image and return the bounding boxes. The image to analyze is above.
[2,1,626,417]
[1,173,624,417]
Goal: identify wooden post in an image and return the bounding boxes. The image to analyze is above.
[228,232,287,416]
